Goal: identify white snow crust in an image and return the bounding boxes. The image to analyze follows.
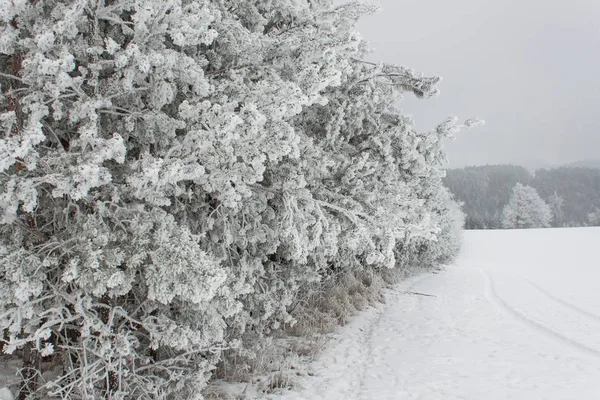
[270,228,600,400]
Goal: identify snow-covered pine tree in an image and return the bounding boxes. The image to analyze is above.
[0,0,474,398]
[502,183,552,229]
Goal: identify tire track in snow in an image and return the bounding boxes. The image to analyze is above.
[524,279,600,325]
[498,269,600,326]
[480,268,600,359]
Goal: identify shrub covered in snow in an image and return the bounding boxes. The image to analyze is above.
[0,0,471,398]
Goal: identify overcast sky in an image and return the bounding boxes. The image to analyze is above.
[355,0,600,168]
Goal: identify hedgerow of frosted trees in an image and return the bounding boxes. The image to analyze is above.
[0,0,473,398]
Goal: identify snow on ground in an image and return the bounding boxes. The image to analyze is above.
[269,227,600,400]
[0,358,19,396]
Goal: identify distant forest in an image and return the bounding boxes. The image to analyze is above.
[443,165,600,229]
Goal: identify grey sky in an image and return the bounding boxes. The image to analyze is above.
[355,0,600,168]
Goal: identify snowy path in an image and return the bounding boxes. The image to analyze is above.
[270,228,600,400]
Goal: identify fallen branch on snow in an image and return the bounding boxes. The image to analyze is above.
[406,291,436,297]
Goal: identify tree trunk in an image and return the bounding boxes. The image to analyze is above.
[18,343,40,400]
[0,329,7,355]
[99,295,119,396]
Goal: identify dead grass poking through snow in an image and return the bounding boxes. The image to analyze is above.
[287,266,418,337]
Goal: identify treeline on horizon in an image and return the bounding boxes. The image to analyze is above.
[443,165,600,229]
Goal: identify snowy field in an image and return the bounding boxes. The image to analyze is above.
[270,227,600,400]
